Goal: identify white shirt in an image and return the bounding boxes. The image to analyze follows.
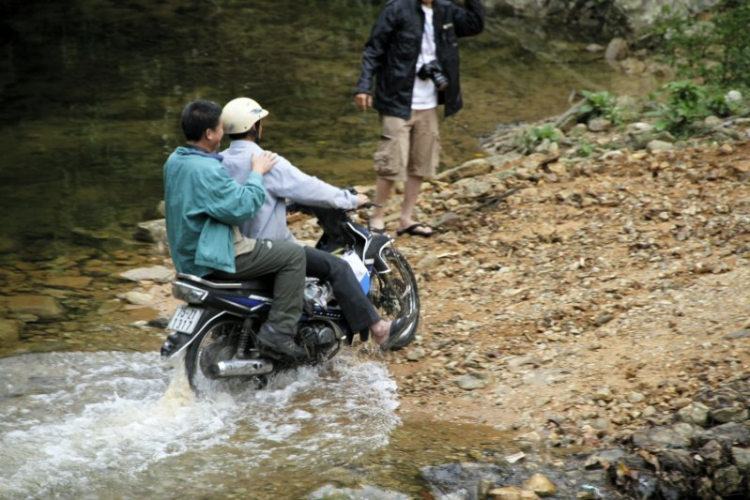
[411,5,438,110]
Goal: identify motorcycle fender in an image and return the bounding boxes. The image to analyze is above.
[367,235,394,273]
[160,309,233,359]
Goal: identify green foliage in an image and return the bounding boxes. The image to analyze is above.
[580,90,621,124]
[653,1,750,89]
[523,124,559,151]
[648,80,709,136]
[576,139,594,158]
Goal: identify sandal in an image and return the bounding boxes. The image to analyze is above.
[396,223,433,238]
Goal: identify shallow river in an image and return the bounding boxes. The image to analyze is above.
[1,351,526,499]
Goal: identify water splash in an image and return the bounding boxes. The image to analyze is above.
[0,351,399,499]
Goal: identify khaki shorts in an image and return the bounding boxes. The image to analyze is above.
[374,108,440,181]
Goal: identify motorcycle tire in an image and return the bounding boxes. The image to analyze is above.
[371,247,420,350]
[184,318,266,394]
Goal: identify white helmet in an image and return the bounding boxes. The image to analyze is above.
[222,97,270,134]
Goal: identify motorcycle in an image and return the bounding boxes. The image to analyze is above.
[159,203,420,393]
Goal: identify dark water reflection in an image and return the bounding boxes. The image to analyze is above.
[0,0,658,251]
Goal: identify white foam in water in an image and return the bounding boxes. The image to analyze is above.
[0,350,400,499]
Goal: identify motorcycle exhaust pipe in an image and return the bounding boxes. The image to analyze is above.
[211,358,274,377]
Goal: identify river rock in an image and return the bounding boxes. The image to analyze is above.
[46,276,93,289]
[0,319,22,344]
[732,447,750,469]
[119,265,175,284]
[134,219,168,244]
[647,140,675,153]
[699,440,724,467]
[523,473,556,497]
[604,38,628,61]
[710,406,749,424]
[714,465,743,497]
[309,484,410,500]
[98,299,123,315]
[726,329,749,339]
[123,291,155,306]
[620,58,646,75]
[701,422,750,447]
[588,118,611,132]
[488,486,540,500]
[632,422,702,450]
[676,402,710,427]
[1,295,65,320]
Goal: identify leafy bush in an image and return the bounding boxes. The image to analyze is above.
[580,90,621,124]
[649,80,708,135]
[653,0,750,89]
[523,124,559,151]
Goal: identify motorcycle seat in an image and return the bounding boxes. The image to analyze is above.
[176,273,275,294]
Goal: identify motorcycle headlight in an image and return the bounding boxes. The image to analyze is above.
[172,282,208,304]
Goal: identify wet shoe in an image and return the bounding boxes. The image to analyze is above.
[380,313,418,351]
[257,323,307,359]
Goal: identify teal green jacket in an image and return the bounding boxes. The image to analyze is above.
[163,146,266,276]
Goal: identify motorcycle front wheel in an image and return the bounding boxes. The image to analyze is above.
[184,318,265,394]
[370,247,420,349]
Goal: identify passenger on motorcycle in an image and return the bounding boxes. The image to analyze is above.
[163,99,308,359]
[220,97,413,350]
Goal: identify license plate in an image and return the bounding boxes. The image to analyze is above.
[167,306,203,334]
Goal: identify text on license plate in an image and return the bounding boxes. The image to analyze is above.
[167,306,203,334]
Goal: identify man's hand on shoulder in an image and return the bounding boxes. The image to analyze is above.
[251,151,278,175]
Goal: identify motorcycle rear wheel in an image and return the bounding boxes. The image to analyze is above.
[184,318,265,394]
[370,248,420,350]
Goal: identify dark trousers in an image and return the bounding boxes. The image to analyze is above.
[304,247,380,333]
[211,240,306,333]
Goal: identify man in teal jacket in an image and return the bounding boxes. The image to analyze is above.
[163,99,307,358]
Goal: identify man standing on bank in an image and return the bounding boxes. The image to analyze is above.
[355,0,484,237]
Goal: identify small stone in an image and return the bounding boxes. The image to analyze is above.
[123,292,155,306]
[677,402,710,427]
[711,406,749,424]
[405,348,426,361]
[488,486,540,500]
[523,473,557,497]
[454,373,489,391]
[726,329,749,340]
[627,392,645,404]
[647,140,675,153]
[504,451,526,464]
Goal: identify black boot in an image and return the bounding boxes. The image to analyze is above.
[257,323,307,359]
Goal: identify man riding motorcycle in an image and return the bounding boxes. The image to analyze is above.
[220,97,416,350]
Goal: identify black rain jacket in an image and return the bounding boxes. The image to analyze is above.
[356,0,484,120]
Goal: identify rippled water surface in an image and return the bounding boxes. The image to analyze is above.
[0,352,404,499]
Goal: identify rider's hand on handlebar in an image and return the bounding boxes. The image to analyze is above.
[251,151,278,175]
[356,193,370,207]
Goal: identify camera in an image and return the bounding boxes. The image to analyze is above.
[417,60,448,91]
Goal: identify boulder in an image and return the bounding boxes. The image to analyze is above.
[134,219,167,244]
[119,266,175,284]
[0,319,22,344]
[1,295,65,321]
